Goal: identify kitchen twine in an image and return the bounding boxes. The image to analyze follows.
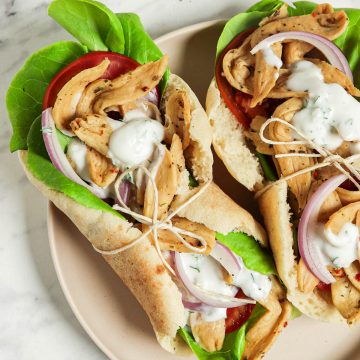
[255,117,360,199]
[92,162,211,276]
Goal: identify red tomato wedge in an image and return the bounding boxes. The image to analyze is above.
[340,179,358,191]
[316,282,331,292]
[215,30,268,128]
[234,91,268,120]
[225,290,256,334]
[43,51,141,109]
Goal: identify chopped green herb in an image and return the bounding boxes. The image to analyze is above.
[313,95,320,103]
[190,266,200,273]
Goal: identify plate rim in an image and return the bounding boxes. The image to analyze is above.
[48,203,120,360]
[47,19,224,360]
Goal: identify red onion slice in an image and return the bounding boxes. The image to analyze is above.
[298,175,347,284]
[118,180,131,206]
[174,252,255,308]
[210,242,242,277]
[251,31,353,81]
[144,87,160,106]
[182,299,205,311]
[41,108,108,199]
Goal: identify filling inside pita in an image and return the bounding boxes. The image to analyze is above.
[219,2,360,324]
[49,53,288,356]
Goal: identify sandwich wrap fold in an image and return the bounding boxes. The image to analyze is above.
[17,72,219,353]
[206,0,360,324]
[7,0,293,357]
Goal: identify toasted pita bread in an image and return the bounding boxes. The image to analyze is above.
[331,275,360,324]
[206,78,264,191]
[257,180,346,323]
[244,300,292,360]
[20,147,286,353]
[19,150,190,354]
[20,71,214,354]
[206,5,357,325]
[20,68,287,356]
[170,182,292,355]
[163,74,213,184]
[171,182,267,245]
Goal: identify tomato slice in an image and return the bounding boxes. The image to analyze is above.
[340,179,358,191]
[216,29,269,129]
[316,282,331,292]
[43,51,140,109]
[225,290,256,334]
[234,91,269,119]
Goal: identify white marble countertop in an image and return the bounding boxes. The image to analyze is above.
[0,0,259,359]
[1,0,358,359]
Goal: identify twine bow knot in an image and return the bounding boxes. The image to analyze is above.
[93,160,211,275]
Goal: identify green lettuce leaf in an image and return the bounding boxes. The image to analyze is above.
[291,304,302,319]
[333,8,360,88]
[48,0,125,53]
[178,326,246,360]
[27,117,123,218]
[179,327,233,360]
[216,232,277,275]
[216,11,272,59]
[57,130,72,151]
[116,13,170,93]
[247,303,267,328]
[178,304,266,360]
[116,13,163,65]
[255,151,278,181]
[221,324,247,359]
[48,1,169,89]
[287,1,317,16]
[6,41,86,152]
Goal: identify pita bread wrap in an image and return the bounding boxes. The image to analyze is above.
[19,150,189,354]
[13,43,225,350]
[7,10,290,360]
[172,182,292,359]
[7,1,293,358]
[206,1,360,325]
[18,154,289,357]
[257,180,345,323]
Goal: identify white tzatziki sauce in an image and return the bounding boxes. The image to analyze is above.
[232,258,272,302]
[67,138,91,182]
[261,46,283,69]
[286,60,360,151]
[108,117,124,131]
[108,110,164,169]
[181,253,272,321]
[67,138,113,197]
[182,253,237,321]
[312,222,359,268]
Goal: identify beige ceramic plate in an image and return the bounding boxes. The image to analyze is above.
[48,20,360,360]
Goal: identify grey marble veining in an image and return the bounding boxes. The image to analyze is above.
[0,0,357,359]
